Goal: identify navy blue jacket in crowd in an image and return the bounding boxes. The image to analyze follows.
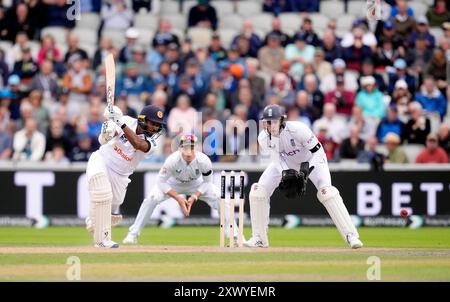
[388,73,417,95]
[376,118,404,143]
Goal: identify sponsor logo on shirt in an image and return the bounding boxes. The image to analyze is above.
[280,149,301,157]
[120,134,128,144]
[114,145,132,161]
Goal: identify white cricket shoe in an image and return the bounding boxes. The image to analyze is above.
[347,234,363,249]
[85,217,94,234]
[95,239,119,248]
[122,233,138,245]
[243,236,268,248]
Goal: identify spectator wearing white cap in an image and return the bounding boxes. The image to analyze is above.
[101,0,133,31]
[391,79,412,119]
[320,58,358,94]
[384,132,408,164]
[119,28,140,64]
[355,76,386,119]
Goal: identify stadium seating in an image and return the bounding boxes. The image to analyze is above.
[133,13,159,31]
[236,1,262,17]
[72,28,98,46]
[220,14,244,31]
[101,29,127,49]
[164,14,188,31]
[409,1,428,17]
[211,0,235,17]
[248,13,274,33]
[279,13,303,34]
[337,15,356,31]
[347,0,366,18]
[320,1,345,18]
[187,27,213,49]
[161,1,181,14]
[76,13,101,30]
[216,28,237,48]
[403,144,424,163]
[41,27,69,45]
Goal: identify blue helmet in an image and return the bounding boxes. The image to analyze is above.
[261,104,286,121]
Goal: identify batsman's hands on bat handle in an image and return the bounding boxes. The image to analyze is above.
[103,105,123,126]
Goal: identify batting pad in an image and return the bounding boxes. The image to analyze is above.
[249,183,270,245]
[317,186,359,241]
[89,173,113,244]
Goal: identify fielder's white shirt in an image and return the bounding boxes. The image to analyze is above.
[157,150,213,194]
[99,116,156,176]
[259,121,320,170]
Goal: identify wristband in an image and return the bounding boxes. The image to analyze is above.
[121,123,126,129]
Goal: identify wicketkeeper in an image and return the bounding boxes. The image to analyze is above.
[245,104,363,249]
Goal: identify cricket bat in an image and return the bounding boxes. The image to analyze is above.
[104,53,116,118]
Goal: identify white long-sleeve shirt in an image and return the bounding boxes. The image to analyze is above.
[12,129,46,161]
[157,150,213,194]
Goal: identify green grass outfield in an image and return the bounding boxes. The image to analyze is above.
[0,226,449,281]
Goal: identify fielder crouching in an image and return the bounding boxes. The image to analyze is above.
[245,104,363,249]
[123,134,239,244]
[86,105,165,248]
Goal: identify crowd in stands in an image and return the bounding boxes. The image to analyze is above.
[0,0,449,166]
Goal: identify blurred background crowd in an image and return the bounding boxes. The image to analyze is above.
[0,0,449,167]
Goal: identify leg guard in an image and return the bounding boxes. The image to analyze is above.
[317,186,359,243]
[89,173,113,245]
[249,183,270,246]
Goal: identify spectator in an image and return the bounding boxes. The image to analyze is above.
[12,117,45,161]
[117,62,150,110]
[119,28,140,64]
[357,137,385,171]
[150,89,168,110]
[29,59,57,103]
[391,79,412,118]
[374,38,401,71]
[131,0,160,14]
[64,31,89,64]
[405,34,433,77]
[167,94,197,134]
[172,74,202,110]
[295,90,314,127]
[408,16,435,49]
[234,87,259,122]
[324,75,355,117]
[153,61,177,95]
[313,48,332,81]
[187,0,217,30]
[3,2,34,41]
[5,75,22,120]
[387,58,416,95]
[377,20,405,51]
[62,54,93,106]
[285,33,314,81]
[303,73,324,120]
[37,34,62,66]
[0,49,8,88]
[130,44,152,79]
[195,47,217,82]
[320,58,358,94]
[153,18,180,47]
[347,106,378,141]
[402,101,431,145]
[245,58,265,105]
[416,133,449,163]
[5,31,29,71]
[415,76,447,120]
[391,0,416,41]
[322,30,343,63]
[339,126,365,160]
[29,90,49,133]
[319,133,339,162]
[92,36,113,70]
[165,43,183,75]
[384,132,409,164]
[116,95,137,118]
[258,33,285,75]
[263,17,290,47]
[425,49,448,89]
[45,117,72,155]
[201,92,222,121]
[70,132,94,162]
[232,20,261,58]
[376,105,404,142]
[355,76,386,119]
[87,102,103,139]
[45,0,76,28]
[44,143,70,164]
[101,0,133,31]
[390,0,414,18]
[147,38,167,73]
[312,103,346,144]
[342,28,373,73]
[426,0,450,28]
[266,72,295,107]
[0,105,12,159]
[438,123,450,156]
[208,33,227,62]
[341,20,377,51]
[295,17,321,47]
[359,59,387,93]
[12,46,38,84]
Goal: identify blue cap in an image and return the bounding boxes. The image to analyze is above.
[394,58,406,69]
[384,21,394,30]
[8,74,20,86]
[0,89,14,99]
[262,104,286,121]
[294,33,307,42]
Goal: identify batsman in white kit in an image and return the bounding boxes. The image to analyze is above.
[85,104,166,248]
[245,104,363,249]
[123,134,238,244]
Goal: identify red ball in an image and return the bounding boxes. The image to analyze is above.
[400,209,409,217]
